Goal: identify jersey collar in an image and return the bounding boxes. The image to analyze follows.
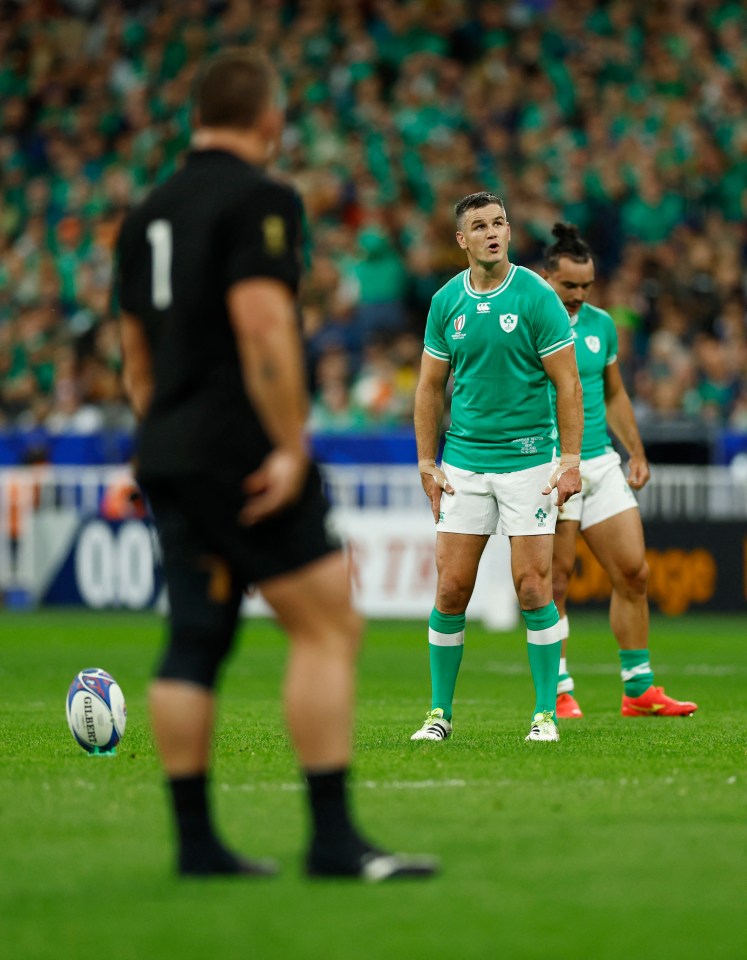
[462,263,516,299]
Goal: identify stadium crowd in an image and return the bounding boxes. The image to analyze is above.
[1,0,747,443]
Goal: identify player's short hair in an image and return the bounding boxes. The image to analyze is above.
[195,48,277,129]
[454,192,507,230]
[543,222,593,272]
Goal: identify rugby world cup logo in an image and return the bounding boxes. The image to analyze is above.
[454,314,465,332]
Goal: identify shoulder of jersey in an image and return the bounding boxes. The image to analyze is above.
[512,265,556,294]
[580,301,615,327]
[252,169,298,199]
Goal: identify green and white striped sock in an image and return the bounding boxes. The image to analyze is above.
[522,602,562,720]
[619,649,654,697]
[428,608,465,722]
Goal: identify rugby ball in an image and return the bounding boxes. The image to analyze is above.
[66,668,127,753]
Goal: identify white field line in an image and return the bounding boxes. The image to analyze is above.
[218,774,741,794]
[220,778,473,794]
[478,662,745,676]
[60,774,741,794]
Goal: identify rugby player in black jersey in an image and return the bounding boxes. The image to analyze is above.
[116,48,436,881]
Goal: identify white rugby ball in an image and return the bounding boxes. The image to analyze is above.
[66,668,127,753]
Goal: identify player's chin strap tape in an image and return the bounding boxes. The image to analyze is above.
[548,453,581,488]
[418,458,449,490]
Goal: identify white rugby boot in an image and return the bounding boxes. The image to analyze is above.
[410,708,452,741]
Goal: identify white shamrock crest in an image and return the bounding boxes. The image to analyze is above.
[584,335,601,353]
[500,313,518,332]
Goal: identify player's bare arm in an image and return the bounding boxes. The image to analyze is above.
[228,277,310,524]
[603,360,650,490]
[541,344,583,506]
[414,351,454,521]
[120,311,154,420]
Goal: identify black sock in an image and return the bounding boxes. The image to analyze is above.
[304,767,374,871]
[167,774,277,877]
[168,773,238,873]
[169,773,214,844]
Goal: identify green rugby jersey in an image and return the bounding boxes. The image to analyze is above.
[423,264,573,473]
[549,301,618,459]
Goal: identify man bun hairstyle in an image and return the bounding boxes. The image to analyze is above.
[455,192,506,230]
[544,222,592,272]
[195,48,276,130]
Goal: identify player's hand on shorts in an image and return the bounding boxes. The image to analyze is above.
[418,459,454,523]
[240,448,309,525]
[627,454,650,490]
[553,466,581,507]
[543,457,581,508]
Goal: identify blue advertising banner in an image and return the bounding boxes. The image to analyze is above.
[43,518,162,609]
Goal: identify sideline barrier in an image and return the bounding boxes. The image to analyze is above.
[1,465,746,616]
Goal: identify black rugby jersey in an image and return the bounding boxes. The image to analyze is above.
[116,149,302,476]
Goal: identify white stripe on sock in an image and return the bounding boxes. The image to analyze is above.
[621,662,651,681]
[558,616,570,641]
[429,628,465,647]
[526,622,563,646]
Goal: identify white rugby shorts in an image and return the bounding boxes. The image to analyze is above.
[437,460,557,537]
[558,451,639,530]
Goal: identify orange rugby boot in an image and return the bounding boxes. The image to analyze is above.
[621,685,698,717]
[556,692,584,718]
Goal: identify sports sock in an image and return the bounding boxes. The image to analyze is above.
[522,602,562,720]
[170,773,213,844]
[619,648,654,697]
[169,773,246,874]
[557,616,574,694]
[428,608,465,721]
[305,767,370,872]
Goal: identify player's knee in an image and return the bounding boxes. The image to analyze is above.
[627,559,649,596]
[615,559,649,599]
[435,574,472,614]
[323,593,364,651]
[515,571,550,610]
[157,620,235,689]
[290,602,363,658]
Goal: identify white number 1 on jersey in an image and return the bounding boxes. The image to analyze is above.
[146,219,173,309]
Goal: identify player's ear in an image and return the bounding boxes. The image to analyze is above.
[257,102,284,159]
[455,230,467,249]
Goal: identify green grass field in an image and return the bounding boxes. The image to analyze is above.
[1,609,745,960]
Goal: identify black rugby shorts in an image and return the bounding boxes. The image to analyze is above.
[141,464,341,588]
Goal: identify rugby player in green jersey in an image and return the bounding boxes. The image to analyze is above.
[411,192,583,743]
[543,222,697,719]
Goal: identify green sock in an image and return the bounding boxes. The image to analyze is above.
[619,649,654,697]
[428,608,465,722]
[522,602,562,720]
